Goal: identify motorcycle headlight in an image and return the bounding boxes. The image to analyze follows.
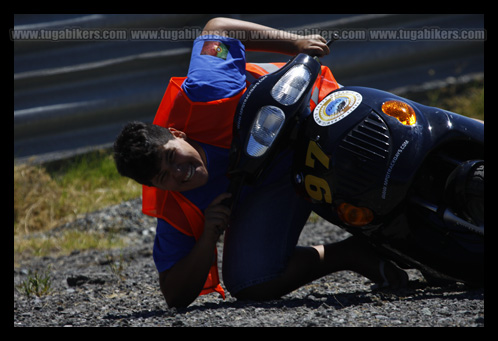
[271,64,311,106]
[246,106,285,157]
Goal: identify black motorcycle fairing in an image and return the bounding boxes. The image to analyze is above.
[227,53,322,185]
[223,48,484,286]
[292,86,484,222]
[289,85,484,285]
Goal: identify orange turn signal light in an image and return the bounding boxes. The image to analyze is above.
[337,203,374,227]
[381,100,417,126]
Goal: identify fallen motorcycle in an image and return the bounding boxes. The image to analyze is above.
[224,39,484,287]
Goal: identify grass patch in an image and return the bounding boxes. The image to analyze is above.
[403,79,484,121]
[14,149,141,262]
[14,229,127,261]
[14,149,141,235]
[17,269,53,298]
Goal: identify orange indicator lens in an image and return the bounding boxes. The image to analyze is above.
[382,100,417,125]
[337,203,374,227]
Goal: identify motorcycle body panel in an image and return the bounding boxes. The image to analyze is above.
[293,86,483,217]
[227,53,484,286]
[292,86,484,285]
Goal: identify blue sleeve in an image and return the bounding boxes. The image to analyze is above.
[153,218,196,273]
[182,34,246,102]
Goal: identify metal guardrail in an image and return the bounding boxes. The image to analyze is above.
[13,14,484,163]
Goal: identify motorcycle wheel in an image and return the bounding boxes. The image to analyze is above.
[445,161,484,229]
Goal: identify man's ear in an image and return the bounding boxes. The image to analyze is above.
[168,127,187,139]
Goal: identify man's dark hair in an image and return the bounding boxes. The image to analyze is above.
[113,121,174,186]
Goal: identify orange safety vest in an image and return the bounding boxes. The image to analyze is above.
[142,62,339,299]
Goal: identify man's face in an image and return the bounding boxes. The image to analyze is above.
[150,128,209,192]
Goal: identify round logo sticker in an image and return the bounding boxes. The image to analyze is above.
[313,90,362,126]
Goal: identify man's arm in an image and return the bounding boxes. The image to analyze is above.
[159,193,231,308]
[202,17,330,57]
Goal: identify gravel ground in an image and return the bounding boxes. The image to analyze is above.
[14,198,484,327]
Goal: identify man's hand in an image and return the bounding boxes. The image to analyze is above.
[203,193,232,239]
[159,192,232,308]
[294,35,330,57]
